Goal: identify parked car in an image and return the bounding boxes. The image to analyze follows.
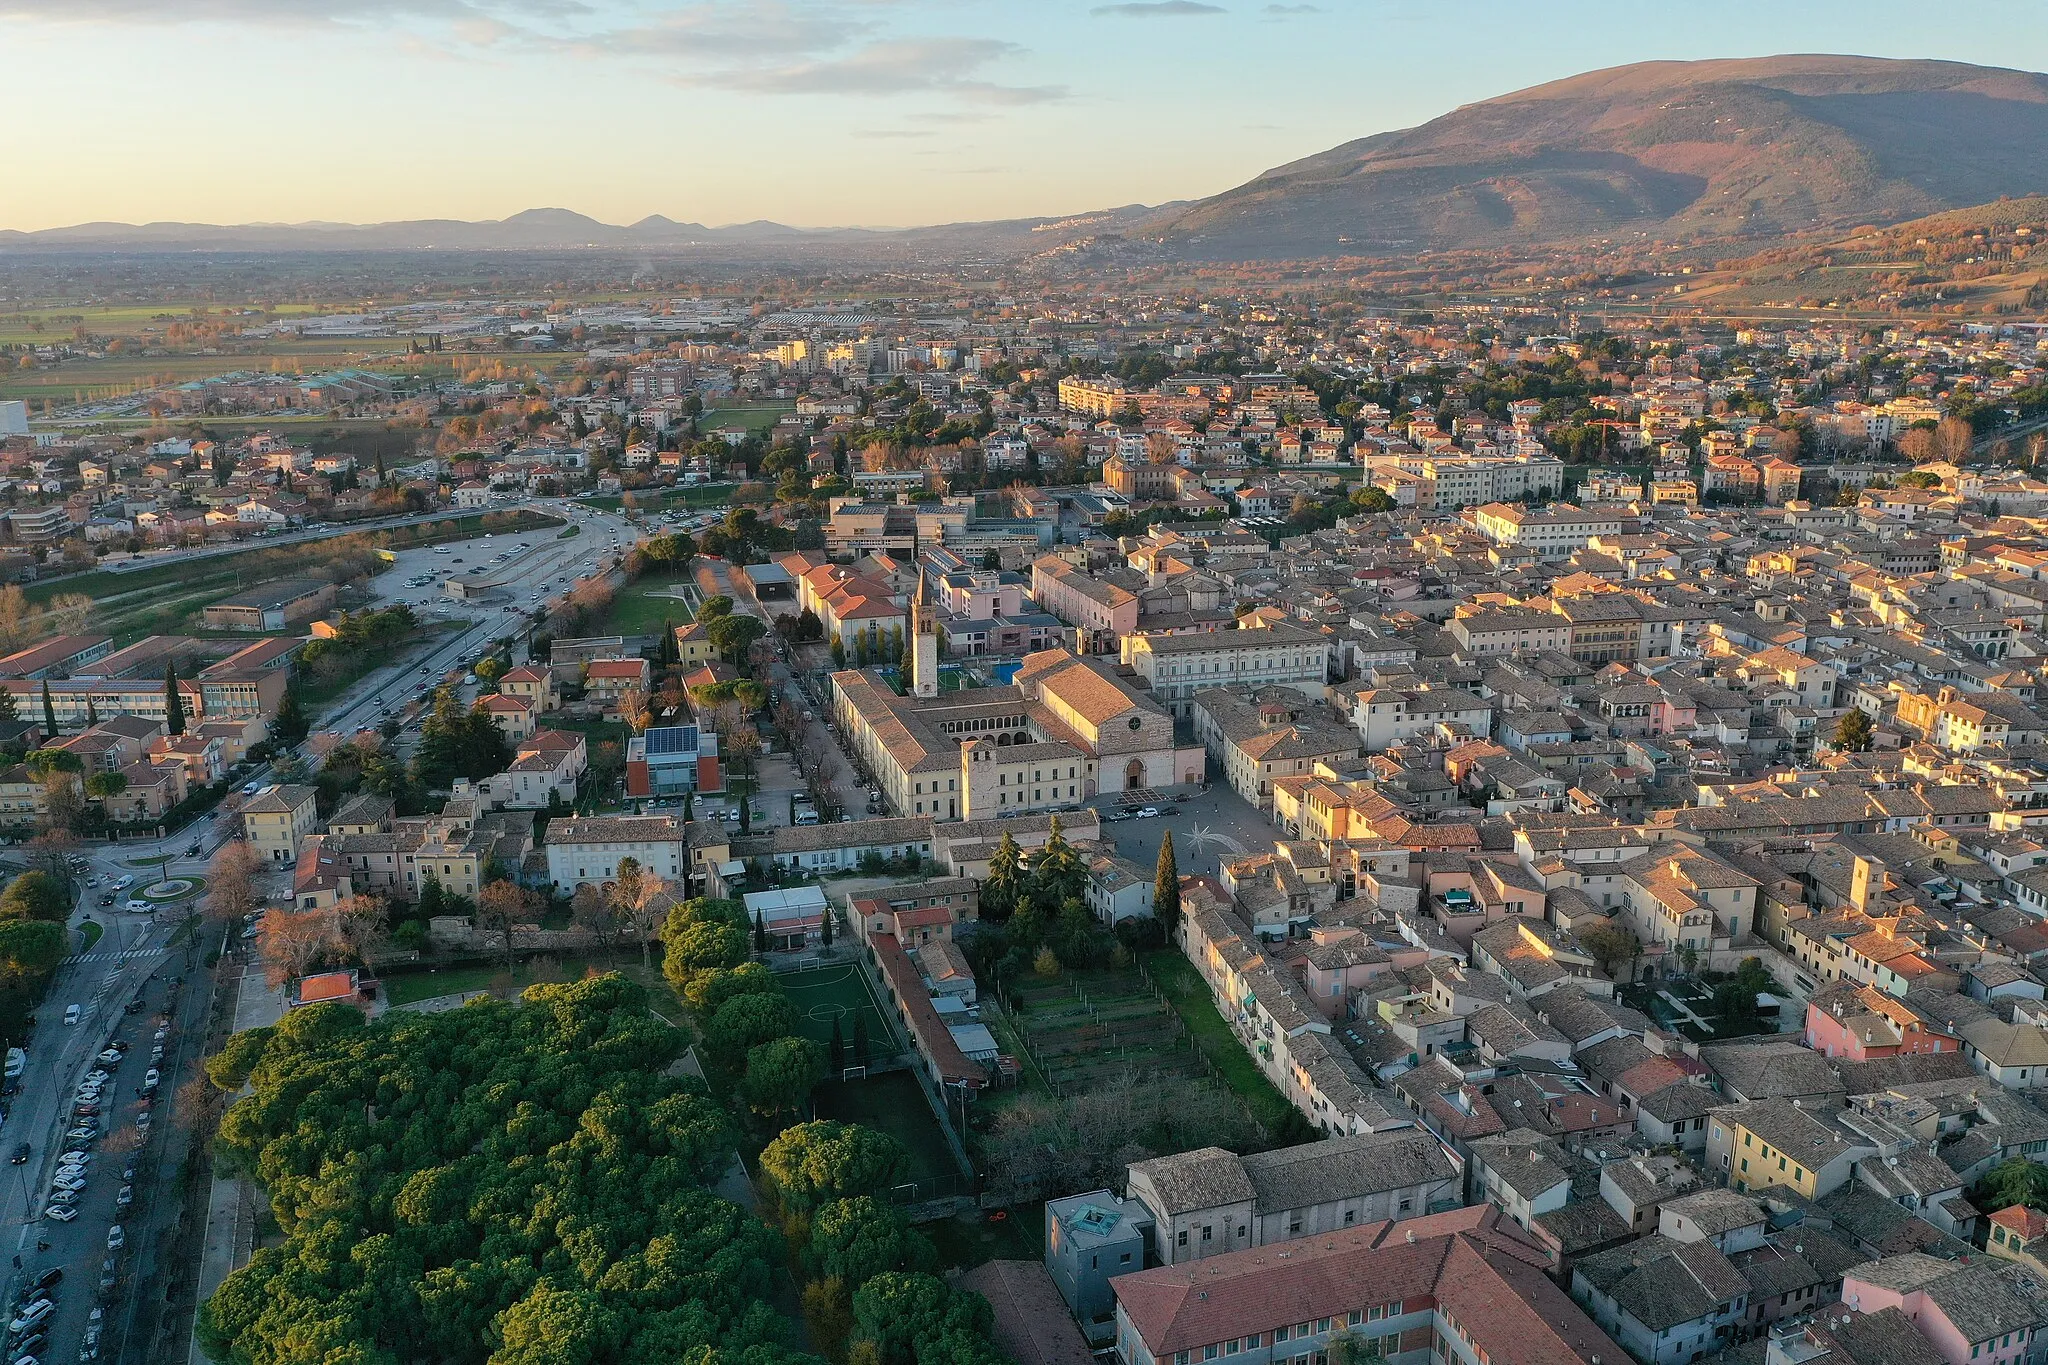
[61,1007,78,1027]
[29,1268,60,1294]
[8,1298,52,1333]
[39,1207,74,1224]
[7,1145,25,1165]
[105,1226,123,1250]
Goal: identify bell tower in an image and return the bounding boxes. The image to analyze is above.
[911,577,940,699]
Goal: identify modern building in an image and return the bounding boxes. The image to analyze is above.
[1045,1190,1154,1346]
[623,724,722,799]
[200,579,337,632]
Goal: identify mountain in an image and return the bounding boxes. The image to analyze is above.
[1143,55,2048,258]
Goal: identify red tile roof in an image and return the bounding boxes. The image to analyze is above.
[1114,1206,1620,1365]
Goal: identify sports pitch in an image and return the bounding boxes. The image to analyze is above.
[776,962,895,1053]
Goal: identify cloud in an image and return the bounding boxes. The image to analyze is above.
[851,128,939,139]
[1091,0,1224,14]
[0,0,576,24]
[1262,2,1321,11]
[694,36,1064,103]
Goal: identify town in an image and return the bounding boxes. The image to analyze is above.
[16,23,2048,1365]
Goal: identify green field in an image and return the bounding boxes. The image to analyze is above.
[776,961,896,1056]
[699,402,795,435]
[601,572,696,639]
[1142,951,1298,1133]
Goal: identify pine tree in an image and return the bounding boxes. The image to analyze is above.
[1155,830,1182,932]
[828,1017,845,1074]
[273,687,310,750]
[754,909,768,955]
[739,796,751,833]
[418,872,446,920]
[983,832,1023,922]
[40,680,56,737]
[164,661,186,736]
[1833,708,1874,754]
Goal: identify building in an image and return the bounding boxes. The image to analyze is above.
[1345,685,1494,751]
[242,784,319,864]
[1122,622,1329,718]
[1109,1204,1624,1365]
[1192,688,1364,812]
[623,724,723,799]
[1471,504,1625,560]
[1045,1191,1154,1347]
[1841,1253,2048,1365]
[1124,1131,1461,1267]
[543,815,687,890]
[832,646,1202,820]
[200,579,337,632]
[1032,555,1139,654]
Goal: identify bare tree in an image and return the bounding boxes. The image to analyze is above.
[1937,415,1975,465]
[608,858,672,970]
[258,908,335,991]
[2027,432,2046,472]
[569,883,623,958]
[475,879,539,976]
[205,839,265,930]
[333,893,390,964]
[40,772,83,836]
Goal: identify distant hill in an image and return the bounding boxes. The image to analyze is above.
[1142,55,2048,259]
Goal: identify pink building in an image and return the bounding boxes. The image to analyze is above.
[1803,981,1959,1062]
[1841,1253,2045,1365]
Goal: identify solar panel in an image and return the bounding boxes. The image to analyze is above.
[645,725,698,755]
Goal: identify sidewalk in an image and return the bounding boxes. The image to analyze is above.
[187,1176,262,1365]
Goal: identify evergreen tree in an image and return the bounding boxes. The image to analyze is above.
[754,909,768,955]
[739,795,751,833]
[982,832,1023,922]
[0,685,16,724]
[417,872,446,920]
[164,660,186,736]
[1833,708,1874,753]
[1029,816,1087,912]
[85,696,98,727]
[821,905,834,947]
[273,687,310,750]
[828,1016,845,1074]
[852,1014,870,1064]
[1154,830,1182,932]
[40,681,56,737]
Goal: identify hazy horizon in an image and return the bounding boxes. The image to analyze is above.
[8,0,2048,234]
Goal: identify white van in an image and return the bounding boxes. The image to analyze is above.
[792,809,820,826]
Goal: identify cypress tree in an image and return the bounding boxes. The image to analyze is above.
[828,1017,845,1073]
[85,696,99,727]
[821,906,834,948]
[852,1014,869,1064]
[754,909,768,955]
[0,684,18,724]
[40,681,56,737]
[1155,830,1182,932]
[164,660,186,736]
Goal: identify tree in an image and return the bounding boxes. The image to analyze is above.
[569,883,624,959]
[754,909,769,956]
[84,771,128,799]
[659,897,749,989]
[680,961,779,1016]
[0,871,70,923]
[257,908,336,989]
[38,680,55,737]
[40,770,82,835]
[164,660,186,736]
[741,1035,826,1118]
[608,859,674,971]
[0,684,16,725]
[206,840,265,930]
[703,990,800,1068]
[333,893,391,964]
[758,1121,911,1218]
[417,870,447,921]
[821,904,834,948]
[808,1197,933,1289]
[981,832,1022,922]
[475,878,538,977]
[1027,816,1086,913]
[849,1272,993,1365]
[707,612,768,664]
[0,919,65,980]
[1327,1330,1385,1365]
[828,1016,845,1073]
[698,595,734,621]
[1153,830,1181,933]
[1833,707,1874,753]
[272,687,310,750]
[1978,1156,2048,1212]
[1578,920,1642,981]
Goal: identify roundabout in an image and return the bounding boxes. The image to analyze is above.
[138,876,203,903]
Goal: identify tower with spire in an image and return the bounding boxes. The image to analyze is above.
[911,575,939,699]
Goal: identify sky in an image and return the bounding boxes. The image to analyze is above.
[7,0,2048,231]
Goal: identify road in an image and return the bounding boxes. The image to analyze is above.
[0,500,647,1365]
[317,499,640,738]
[87,505,535,580]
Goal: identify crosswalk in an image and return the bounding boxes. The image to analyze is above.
[71,947,167,967]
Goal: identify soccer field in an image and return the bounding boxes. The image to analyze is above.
[777,962,895,1056]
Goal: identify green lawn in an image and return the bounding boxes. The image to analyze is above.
[601,572,696,639]
[699,402,794,435]
[383,965,501,1006]
[1143,951,1298,1134]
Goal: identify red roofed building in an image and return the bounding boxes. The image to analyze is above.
[1112,1204,1623,1365]
[583,657,651,704]
[868,930,983,1094]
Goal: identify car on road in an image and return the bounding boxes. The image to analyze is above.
[125,899,151,914]
[61,1006,78,1027]
[104,1226,123,1250]
[1133,806,1161,818]
[97,894,113,907]
[186,843,202,856]
[8,1144,26,1165]
[112,875,132,891]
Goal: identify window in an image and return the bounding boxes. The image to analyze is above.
[1177,1230,1188,1247]
[1202,1226,1213,1242]
[1275,1327,1290,1344]
[1204,1348,1218,1362]
[1225,1342,1239,1357]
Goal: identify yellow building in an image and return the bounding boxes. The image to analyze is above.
[242,783,319,865]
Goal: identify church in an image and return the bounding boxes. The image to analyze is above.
[829,585,1203,821]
